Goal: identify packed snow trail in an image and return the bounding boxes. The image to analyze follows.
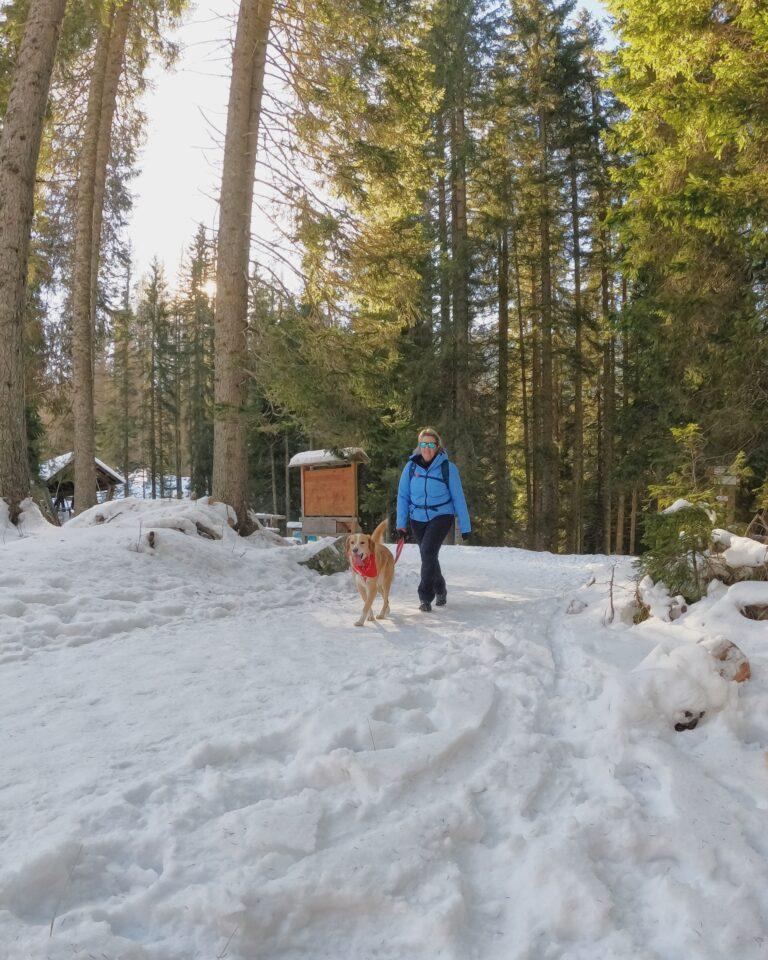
[1,499,767,959]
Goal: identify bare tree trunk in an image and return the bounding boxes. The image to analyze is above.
[150,321,157,499]
[121,261,132,498]
[615,489,625,554]
[530,264,541,549]
[283,432,290,521]
[0,0,68,515]
[174,310,183,498]
[510,224,531,539]
[450,96,471,467]
[90,0,133,331]
[629,485,638,555]
[436,115,452,411]
[212,0,273,532]
[271,442,278,515]
[569,150,584,553]
[537,108,557,553]
[73,15,114,515]
[495,230,509,545]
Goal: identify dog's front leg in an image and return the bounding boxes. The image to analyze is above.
[355,580,377,627]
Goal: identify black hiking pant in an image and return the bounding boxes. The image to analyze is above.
[410,514,454,605]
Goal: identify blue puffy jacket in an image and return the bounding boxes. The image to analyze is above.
[396,449,471,534]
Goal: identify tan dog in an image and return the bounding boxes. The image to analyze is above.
[346,520,395,627]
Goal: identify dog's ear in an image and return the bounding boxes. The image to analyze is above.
[344,534,353,560]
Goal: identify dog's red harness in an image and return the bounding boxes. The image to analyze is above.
[352,538,405,580]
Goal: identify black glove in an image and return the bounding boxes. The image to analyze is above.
[396,527,410,542]
[461,531,471,542]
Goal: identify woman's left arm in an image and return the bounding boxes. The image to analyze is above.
[448,463,471,534]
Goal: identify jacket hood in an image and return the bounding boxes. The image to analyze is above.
[409,448,449,466]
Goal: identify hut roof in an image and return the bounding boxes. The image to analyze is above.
[288,447,370,469]
[40,453,125,486]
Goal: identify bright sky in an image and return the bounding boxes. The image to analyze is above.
[127,0,610,289]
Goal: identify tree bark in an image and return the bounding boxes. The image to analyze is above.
[174,309,183,498]
[537,107,557,552]
[495,230,509,545]
[283,432,290,521]
[511,226,532,540]
[0,0,68,514]
[629,485,638,555]
[213,0,273,532]
[530,263,541,549]
[271,442,278,515]
[90,0,133,331]
[435,114,452,410]
[73,14,114,515]
[615,489,625,554]
[600,240,614,554]
[450,99,471,467]
[569,150,584,553]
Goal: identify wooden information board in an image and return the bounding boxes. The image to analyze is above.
[303,466,357,517]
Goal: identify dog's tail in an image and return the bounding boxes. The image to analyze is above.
[371,520,388,544]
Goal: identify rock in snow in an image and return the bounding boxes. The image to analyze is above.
[299,535,350,574]
[1,499,767,960]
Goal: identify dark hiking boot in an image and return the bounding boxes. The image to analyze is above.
[419,601,432,613]
[435,593,447,607]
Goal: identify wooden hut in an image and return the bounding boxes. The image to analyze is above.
[288,447,369,541]
[40,453,125,518]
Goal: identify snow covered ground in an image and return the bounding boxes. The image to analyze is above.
[1,499,767,959]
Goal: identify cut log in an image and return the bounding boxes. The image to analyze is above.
[698,636,751,683]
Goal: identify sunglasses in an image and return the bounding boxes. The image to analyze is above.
[419,440,438,449]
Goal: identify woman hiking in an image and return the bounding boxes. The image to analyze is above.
[396,427,471,612]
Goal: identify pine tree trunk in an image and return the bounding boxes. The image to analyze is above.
[537,108,557,552]
[530,264,541,548]
[629,485,638,555]
[569,151,584,553]
[174,311,182,498]
[120,263,132,498]
[150,317,157,499]
[511,225,532,539]
[436,117,452,409]
[283,433,290,521]
[450,99,471,467]
[73,14,114,515]
[90,0,133,330]
[212,0,273,532]
[495,230,509,545]
[271,442,278,515]
[0,0,68,513]
[615,489,625,554]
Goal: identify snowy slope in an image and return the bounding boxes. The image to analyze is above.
[1,500,767,959]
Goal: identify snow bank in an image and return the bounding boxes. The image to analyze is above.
[722,533,768,569]
[0,496,51,541]
[638,574,687,621]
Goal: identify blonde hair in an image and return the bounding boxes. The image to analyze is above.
[418,426,442,447]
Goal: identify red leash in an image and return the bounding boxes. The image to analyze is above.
[394,537,405,563]
[352,538,406,580]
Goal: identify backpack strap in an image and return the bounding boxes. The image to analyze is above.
[409,458,450,486]
[408,457,453,513]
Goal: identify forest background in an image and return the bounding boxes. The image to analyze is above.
[1,0,766,551]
